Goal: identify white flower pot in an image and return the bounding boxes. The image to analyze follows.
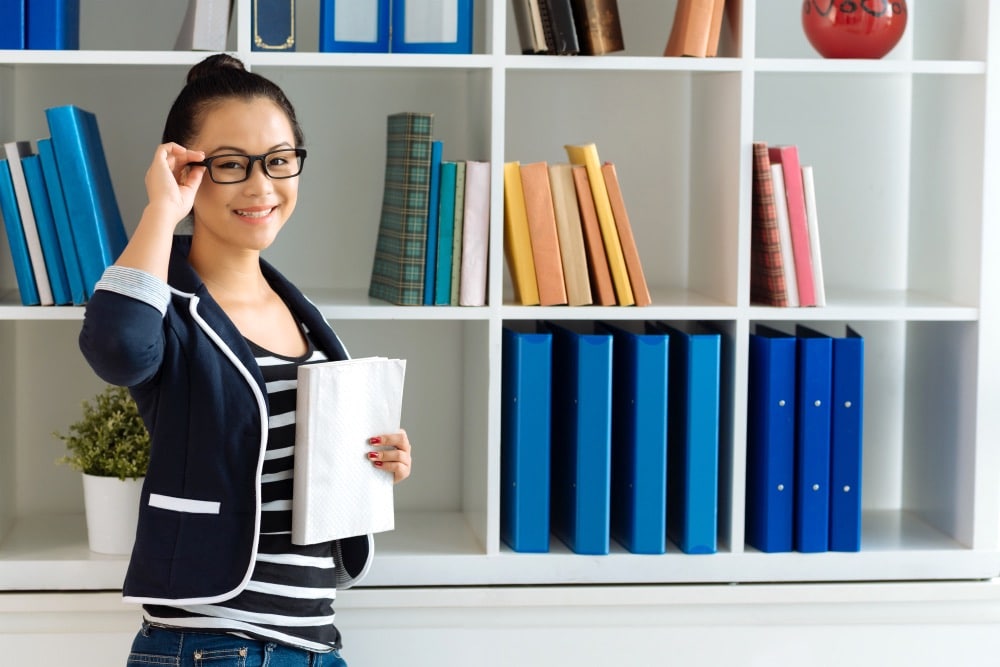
[81,473,143,555]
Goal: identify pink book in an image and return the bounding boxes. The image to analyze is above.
[768,145,816,307]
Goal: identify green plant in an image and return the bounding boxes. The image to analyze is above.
[55,385,150,480]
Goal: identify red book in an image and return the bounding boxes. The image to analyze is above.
[750,142,788,307]
[767,145,816,307]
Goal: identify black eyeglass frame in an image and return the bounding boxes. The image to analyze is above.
[191,148,308,184]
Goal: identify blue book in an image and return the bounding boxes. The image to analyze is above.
[45,105,128,297]
[21,155,71,305]
[37,138,86,305]
[746,325,796,553]
[319,0,390,52]
[390,0,473,54]
[500,324,553,552]
[434,161,457,305]
[252,0,296,51]
[0,0,26,49]
[422,140,443,305]
[599,321,668,555]
[794,324,834,553]
[545,321,612,555]
[0,160,39,305]
[27,0,79,49]
[655,321,720,555]
[828,325,864,552]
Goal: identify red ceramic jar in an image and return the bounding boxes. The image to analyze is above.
[802,0,908,59]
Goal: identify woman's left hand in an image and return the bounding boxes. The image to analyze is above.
[368,429,412,484]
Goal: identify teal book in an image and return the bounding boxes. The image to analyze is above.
[21,155,71,305]
[368,112,434,305]
[423,140,443,305]
[37,138,86,305]
[0,159,39,305]
[434,161,457,305]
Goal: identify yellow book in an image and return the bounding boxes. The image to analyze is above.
[503,161,540,305]
[564,143,634,306]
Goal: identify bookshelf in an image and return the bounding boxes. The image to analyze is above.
[0,0,998,598]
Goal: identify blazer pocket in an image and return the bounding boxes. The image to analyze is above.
[148,493,221,515]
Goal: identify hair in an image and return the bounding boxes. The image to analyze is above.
[161,53,304,148]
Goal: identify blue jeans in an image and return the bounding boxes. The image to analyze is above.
[127,622,348,667]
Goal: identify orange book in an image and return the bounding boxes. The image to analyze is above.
[601,162,651,306]
[664,0,715,58]
[503,161,540,305]
[571,165,616,306]
[519,162,568,306]
[706,0,726,57]
[549,163,593,307]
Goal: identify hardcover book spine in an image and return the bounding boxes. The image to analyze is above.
[27,0,80,50]
[0,160,40,305]
[459,160,490,306]
[449,161,466,306]
[174,0,231,51]
[423,140,443,305]
[252,0,296,51]
[794,325,833,553]
[37,137,86,305]
[570,0,624,55]
[0,0,26,49]
[502,161,540,305]
[519,161,567,306]
[434,161,457,305]
[601,161,651,306]
[4,141,54,306]
[750,141,788,307]
[829,326,864,552]
[769,145,816,306]
[571,165,615,305]
[548,163,592,307]
[21,155,71,305]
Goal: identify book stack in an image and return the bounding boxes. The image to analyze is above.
[503,143,650,307]
[663,0,728,57]
[501,319,721,555]
[0,105,128,306]
[750,141,827,308]
[0,0,79,49]
[368,112,492,306]
[319,0,473,54]
[512,0,624,55]
[746,324,864,554]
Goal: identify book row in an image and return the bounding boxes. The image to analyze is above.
[0,106,127,306]
[501,320,864,555]
[750,141,828,308]
[504,143,650,307]
[0,0,79,50]
[368,112,491,306]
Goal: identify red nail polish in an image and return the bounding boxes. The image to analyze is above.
[367,452,379,460]
[369,436,382,444]
[374,461,384,467]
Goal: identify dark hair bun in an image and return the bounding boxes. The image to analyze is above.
[186,53,246,84]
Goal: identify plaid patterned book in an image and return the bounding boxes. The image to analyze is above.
[750,141,789,307]
[369,112,434,305]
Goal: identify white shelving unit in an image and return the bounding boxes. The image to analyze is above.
[0,0,998,597]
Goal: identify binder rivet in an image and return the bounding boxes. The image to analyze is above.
[778,399,786,407]
[844,400,852,408]
[814,400,822,407]
[812,484,820,491]
[777,484,785,491]
[843,485,851,493]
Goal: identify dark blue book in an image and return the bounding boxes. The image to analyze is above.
[422,140,443,305]
[0,0,26,49]
[599,321,668,555]
[500,324,553,553]
[434,161,457,305]
[319,0,390,52]
[252,0,296,51]
[27,0,79,49]
[794,324,834,553]
[21,155,71,305]
[746,325,796,553]
[0,159,39,305]
[828,325,864,552]
[37,138,86,305]
[45,105,128,297]
[545,320,612,555]
[390,0,473,54]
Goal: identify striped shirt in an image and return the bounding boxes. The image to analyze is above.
[144,334,342,652]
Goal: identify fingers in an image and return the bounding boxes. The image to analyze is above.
[368,429,411,484]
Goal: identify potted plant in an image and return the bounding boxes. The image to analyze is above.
[55,384,150,555]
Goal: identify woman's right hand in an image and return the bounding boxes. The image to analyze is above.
[143,142,206,227]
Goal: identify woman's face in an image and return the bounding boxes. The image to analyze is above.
[189,97,299,253]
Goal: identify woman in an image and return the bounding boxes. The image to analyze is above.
[80,53,411,666]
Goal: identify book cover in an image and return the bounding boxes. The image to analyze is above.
[459,160,490,306]
[252,0,296,51]
[500,324,553,552]
[801,164,827,307]
[390,0,473,54]
[368,111,434,306]
[769,145,816,306]
[564,143,633,305]
[770,163,799,307]
[0,160,40,305]
[502,161,540,305]
[545,320,613,555]
[449,160,466,306]
[4,141,54,306]
[21,155,71,305]
[536,0,557,56]
[319,0,390,53]
[548,163,592,307]
[705,0,726,57]
[793,324,833,553]
[750,141,788,307]
[746,324,796,553]
[174,0,232,51]
[0,0,26,49]
[571,164,615,305]
[434,160,457,305]
[543,0,580,55]
[664,0,714,57]
[37,137,86,305]
[27,0,80,50]
[655,320,721,555]
[600,321,669,555]
[829,325,864,552]
[45,105,129,298]
[512,0,548,54]
[519,161,568,306]
[423,140,443,305]
[601,161,651,306]
[292,356,405,545]
[570,0,624,55]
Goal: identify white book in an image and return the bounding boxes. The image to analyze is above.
[292,356,406,545]
[3,141,54,306]
[770,163,799,308]
[801,164,827,307]
[174,0,232,51]
[459,160,490,306]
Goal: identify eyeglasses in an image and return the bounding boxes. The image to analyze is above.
[192,148,307,184]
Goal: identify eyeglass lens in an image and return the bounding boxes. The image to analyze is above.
[208,149,304,183]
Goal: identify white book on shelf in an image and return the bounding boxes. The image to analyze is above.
[459,160,490,306]
[174,0,232,51]
[3,141,54,306]
[770,163,799,308]
[801,164,827,307]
